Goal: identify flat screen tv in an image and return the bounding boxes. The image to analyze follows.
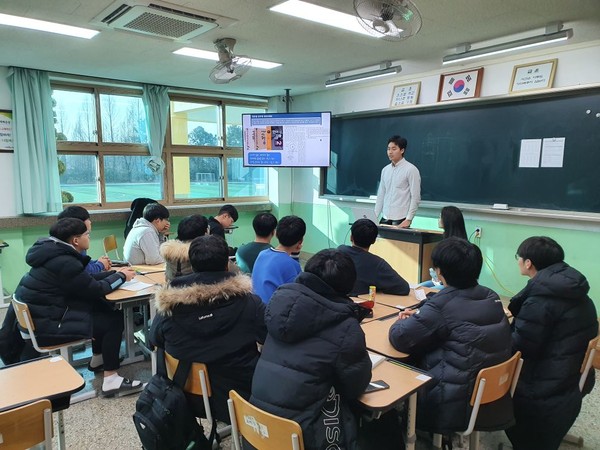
[242,112,331,167]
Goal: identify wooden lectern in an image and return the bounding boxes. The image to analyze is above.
[370,227,443,284]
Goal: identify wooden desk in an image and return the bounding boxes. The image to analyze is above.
[371,227,443,284]
[0,356,85,450]
[130,263,166,274]
[361,315,408,359]
[359,360,432,450]
[106,272,164,364]
[352,298,400,323]
[358,291,421,309]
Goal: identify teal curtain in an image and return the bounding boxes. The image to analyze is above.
[142,84,169,168]
[7,67,62,214]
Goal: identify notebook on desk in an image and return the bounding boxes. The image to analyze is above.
[351,207,379,224]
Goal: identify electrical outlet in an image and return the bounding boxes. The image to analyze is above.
[475,226,482,238]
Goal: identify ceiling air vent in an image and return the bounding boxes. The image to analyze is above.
[93,1,231,41]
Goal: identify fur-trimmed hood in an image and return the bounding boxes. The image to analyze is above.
[154,272,253,314]
[159,239,190,263]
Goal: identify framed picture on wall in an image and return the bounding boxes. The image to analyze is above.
[438,68,484,102]
[390,82,421,107]
[510,59,557,93]
[0,110,13,152]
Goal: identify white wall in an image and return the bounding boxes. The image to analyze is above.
[285,41,600,206]
[0,66,16,217]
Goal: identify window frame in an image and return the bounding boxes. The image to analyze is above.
[53,81,269,209]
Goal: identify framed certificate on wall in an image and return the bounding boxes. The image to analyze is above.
[0,110,13,152]
[510,59,557,93]
[390,82,420,107]
[438,68,484,102]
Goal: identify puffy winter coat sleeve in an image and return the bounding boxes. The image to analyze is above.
[149,313,166,350]
[511,296,554,359]
[333,321,371,399]
[388,302,449,355]
[253,295,268,344]
[376,259,410,295]
[60,260,126,299]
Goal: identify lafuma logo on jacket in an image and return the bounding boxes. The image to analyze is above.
[322,386,342,449]
[198,313,213,321]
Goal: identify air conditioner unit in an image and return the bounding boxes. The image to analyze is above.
[92,1,236,41]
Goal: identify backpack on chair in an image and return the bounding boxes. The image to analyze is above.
[133,348,212,450]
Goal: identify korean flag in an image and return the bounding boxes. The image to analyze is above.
[440,69,482,102]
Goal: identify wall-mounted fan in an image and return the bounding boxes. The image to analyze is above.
[354,0,422,41]
[209,38,252,84]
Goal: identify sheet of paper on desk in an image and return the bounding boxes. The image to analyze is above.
[119,280,154,291]
[414,289,427,301]
[416,374,431,381]
[369,352,386,369]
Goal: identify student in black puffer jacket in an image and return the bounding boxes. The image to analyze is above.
[15,218,143,397]
[250,249,371,450]
[389,237,512,434]
[506,236,598,450]
[150,235,267,423]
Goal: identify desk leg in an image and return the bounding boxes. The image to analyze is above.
[405,393,417,450]
[57,410,66,450]
[120,304,144,365]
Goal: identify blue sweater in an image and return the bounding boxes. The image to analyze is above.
[252,248,301,303]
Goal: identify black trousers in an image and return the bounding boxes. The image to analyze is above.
[91,305,124,371]
[379,218,405,225]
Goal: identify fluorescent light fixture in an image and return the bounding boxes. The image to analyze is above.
[0,13,99,39]
[174,47,281,69]
[270,0,375,37]
[326,63,401,88]
[443,27,573,65]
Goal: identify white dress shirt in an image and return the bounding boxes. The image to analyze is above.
[374,158,421,221]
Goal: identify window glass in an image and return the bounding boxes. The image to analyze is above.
[104,155,162,202]
[227,157,267,197]
[100,93,147,143]
[173,156,222,199]
[170,101,221,146]
[58,154,99,203]
[52,90,97,142]
[224,105,266,147]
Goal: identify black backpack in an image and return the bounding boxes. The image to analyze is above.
[133,348,214,450]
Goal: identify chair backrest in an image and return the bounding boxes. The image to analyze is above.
[463,351,523,436]
[0,399,53,450]
[164,351,214,423]
[103,235,120,260]
[579,336,600,392]
[227,390,304,450]
[11,296,35,333]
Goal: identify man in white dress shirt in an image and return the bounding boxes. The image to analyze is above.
[374,135,421,228]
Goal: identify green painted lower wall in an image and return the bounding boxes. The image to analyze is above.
[4,202,599,313]
[0,212,258,295]
[290,201,600,310]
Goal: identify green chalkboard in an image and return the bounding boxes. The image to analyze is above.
[323,87,600,213]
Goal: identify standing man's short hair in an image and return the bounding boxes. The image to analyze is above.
[276,216,306,247]
[388,135,408,152]
[143,203,169,222]
[516,236,564,270]
[351,219,378,248]
[304,249,357,295]
[432,237,482,289]
[218,204,238,222]
[58,206,90,222]
[253,213,278,238]
[189,235,229,272]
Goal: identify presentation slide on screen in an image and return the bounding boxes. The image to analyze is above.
[242,112,331,167]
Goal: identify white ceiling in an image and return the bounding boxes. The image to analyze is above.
[1,0,599,98]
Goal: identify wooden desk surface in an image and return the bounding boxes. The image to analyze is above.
[0,356,85,412]
[358,292,420,309]
[130,263,166,274]
[361,315,408,359]
[105,272,164,302]
[352,298,399,323]
[359,360,432,410]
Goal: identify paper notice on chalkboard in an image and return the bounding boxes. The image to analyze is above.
[518,139,542,168]
[541,137,565,168]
